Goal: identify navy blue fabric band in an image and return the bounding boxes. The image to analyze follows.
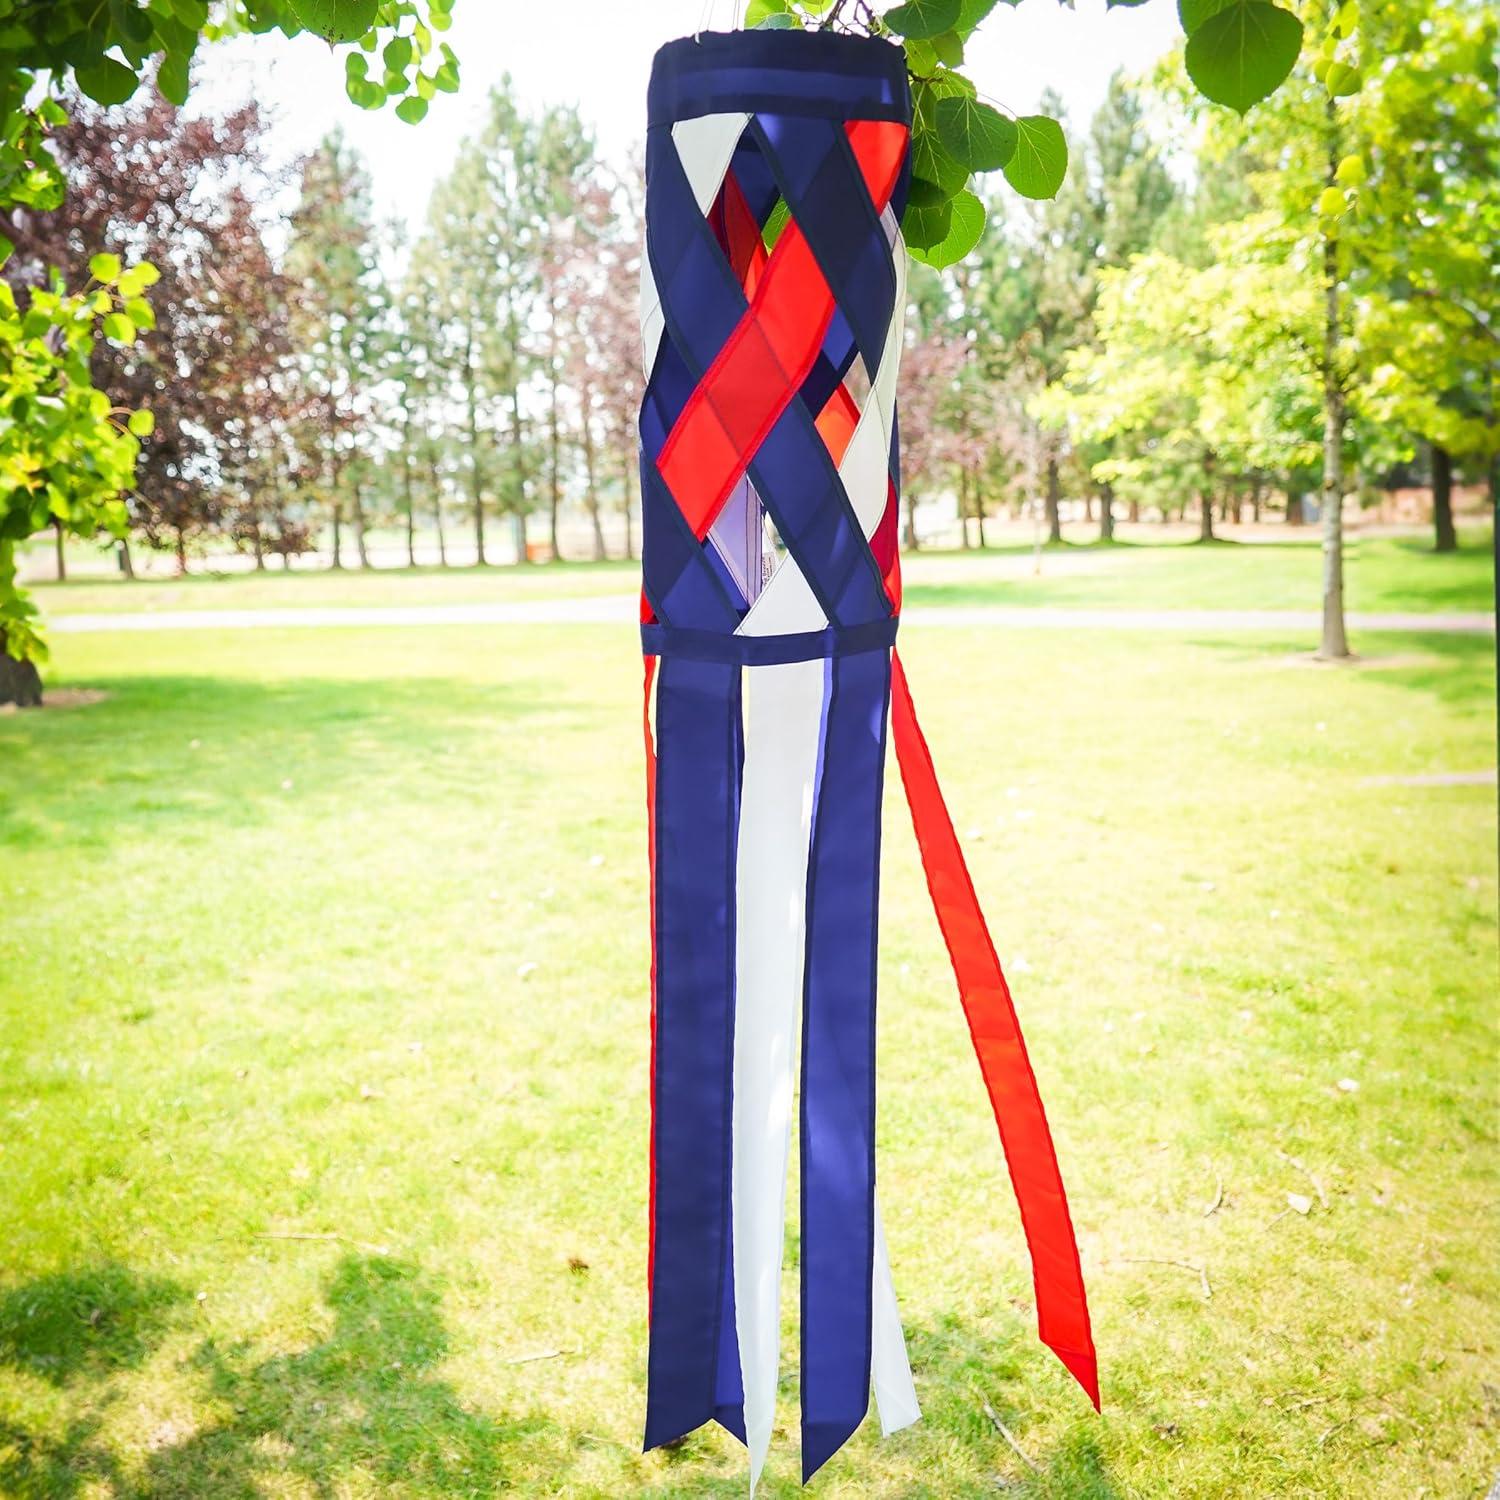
[642,616,897,666]
[644,656,745,1450]
[649,30,910,127]
[800,647,890,1480]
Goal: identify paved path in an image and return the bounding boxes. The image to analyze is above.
[49,596,1495,635]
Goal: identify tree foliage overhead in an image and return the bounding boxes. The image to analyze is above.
[745,0,1306,265]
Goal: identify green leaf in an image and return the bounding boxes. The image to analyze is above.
[883,0,962,41]
[930,30,964,67]
[127,408,155,437]
[110,0,155,47]
[170,0,209,25]
[117,262,160,296]
[901,197,953,252]
[347,79,387,109]
[906,176,953,207]
[158,50,190,106]
[383,36,412,71]
[761,198,791,251]
[755,13,799,26]
[1177,0,1232,30]
[395,95,428,124]
[1002,115,1067,198]
[745,0,793,21]
[125,297,155,329]
[1183,1,1303,115]
[1324,60,1362,96]
[935,95,1017,171]
[74,57,140,106]
[89,252,122,284]
[1315,185,1346,218]
[346,51,369,78]
[1333,153,1365,186]
[957,0,1003,27]
[0,233,11,268]
[289,0,378,42]
[910,186,985,267]
[904,37,938,72]
[911,127,968,196]
[102,312,136,344]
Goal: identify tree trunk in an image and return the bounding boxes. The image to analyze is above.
[252,525,265,571]
[1044,454,1062,543]
[1286,492,1305,525]
[1251,481,1262,524]
[1083,492,1093,523]
[959,467,971,550]
[118,537,135,579]
[1431,443,1456,553]
[903,489,919,551]
[351,479,371,569]
[402,439,418,569]
[53,521,66,583]
[1099,482,1115,543]
[975,469,987,549]
[547,373,562,562]
[1128,499,1140,523]
[430,455,448,567]
[175,526,187,575]
[1199,492,1215,542]
[622,448,636,561]
[1318,128,1350,661]
[581,417,605,562]
[0,648,42,707]
[330,501,343,570]
[465,332,486,567]
[508,375,528,564]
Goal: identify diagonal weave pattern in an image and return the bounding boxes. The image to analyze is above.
[638,31,1097,1492]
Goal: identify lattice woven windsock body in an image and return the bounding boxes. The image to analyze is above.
[637,29,1098,1488]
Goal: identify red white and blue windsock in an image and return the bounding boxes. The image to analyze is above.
[637,29,1098,1488]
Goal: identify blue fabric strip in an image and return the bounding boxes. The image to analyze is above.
[649,31,909,128]
[640,454,744,631]
[753,115,898,382]
[642,617,896,666]
[799,648,892,1481]
[645,657,744,1451]
[647,171,893,631]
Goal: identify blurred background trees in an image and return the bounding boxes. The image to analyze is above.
[1,0,1494,682]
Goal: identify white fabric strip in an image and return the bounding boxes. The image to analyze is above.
[733,658,824,1492]
[640,111,753,378]
[871,1197,920,1435]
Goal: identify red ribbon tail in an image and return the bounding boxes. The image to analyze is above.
[889,649,1100,1411]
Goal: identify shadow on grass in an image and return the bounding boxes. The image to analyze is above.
[0,672,589,853]
[0,1255,566,1499]
[1189,629,1498,712]
[0,1265,190,1386]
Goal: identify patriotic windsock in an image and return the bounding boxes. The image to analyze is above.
[637,29,1098,1488]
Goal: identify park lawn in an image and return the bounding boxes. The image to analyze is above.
[31,557,641,616]
[898,528,1496,616]
[26,526,1496,620]
[0,617,1495,1499]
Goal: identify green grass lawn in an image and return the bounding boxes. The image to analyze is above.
[1,615,1496,1497]
[27,527,1496,618]
[897,529,1496,615]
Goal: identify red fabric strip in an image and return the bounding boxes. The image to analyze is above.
[643,655,660,1306]
[889,650,1100,1410]
[656,120,908,542]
